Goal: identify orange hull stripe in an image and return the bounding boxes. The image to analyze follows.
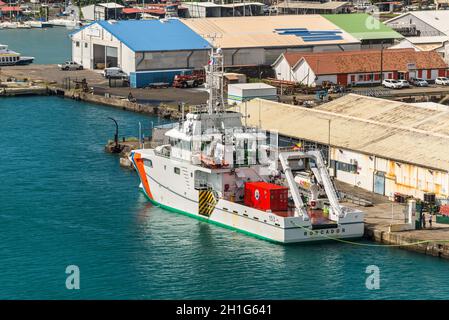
[133,153,153,200]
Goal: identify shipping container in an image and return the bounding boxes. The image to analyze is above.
[244,181,288,211]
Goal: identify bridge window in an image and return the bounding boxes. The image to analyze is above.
[144,159,152,168]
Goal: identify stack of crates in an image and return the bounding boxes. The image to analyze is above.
[244,181,288,211]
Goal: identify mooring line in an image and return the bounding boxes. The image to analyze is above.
[290,221,449,247]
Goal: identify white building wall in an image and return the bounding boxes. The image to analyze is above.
[81,5,96,21]
[273,57,296,82]
[71,23,135,72]
[293,60,316,86]
[328,146,449,200]
[331,148,374,192]
[120,44,135,74]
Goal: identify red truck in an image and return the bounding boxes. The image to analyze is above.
[172,74,205,88]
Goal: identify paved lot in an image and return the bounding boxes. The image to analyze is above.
[0,64,208,106]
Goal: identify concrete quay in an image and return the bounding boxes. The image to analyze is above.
[337,182,449,260]
[0,64,208,108]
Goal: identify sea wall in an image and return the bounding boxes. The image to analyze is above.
[365,227,449,259]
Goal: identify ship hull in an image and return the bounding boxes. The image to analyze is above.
[131,151,364,244]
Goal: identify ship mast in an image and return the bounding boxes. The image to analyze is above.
[206,47,225,115]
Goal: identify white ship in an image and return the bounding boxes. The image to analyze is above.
[130,48,364,244]
[0,44,34,66]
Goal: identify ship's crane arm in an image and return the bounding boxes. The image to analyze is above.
[307,150,344,218]
[278,152,309,220]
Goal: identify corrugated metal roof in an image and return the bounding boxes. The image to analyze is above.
[405,36,449,44]
[98,2,124,8]
[94,19,211,52]
[240,94,449,171]
[229,83,275,90]
[182,15,359,48]
[276,1,349,10]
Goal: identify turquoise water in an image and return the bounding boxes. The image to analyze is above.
[1,96,449,299]
[0,28,71,64]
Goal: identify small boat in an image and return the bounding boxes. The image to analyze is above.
[17,23,31,29]
[0,44,33,66]
[0,22,18,29]
[16,56,34,65]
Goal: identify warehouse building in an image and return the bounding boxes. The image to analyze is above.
[81,3,124,21]
[275,1,351,15]
[183,2,264,18]
[182,15,361,67]
[240,94,449,200]
[386,10,449,37]
[70,19,210,88]
[272,48,448,86]
[389,36,449,64]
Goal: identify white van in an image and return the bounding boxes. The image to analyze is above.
[103,67,127,79]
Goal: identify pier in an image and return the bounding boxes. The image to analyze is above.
[337,181,449,259]
[0,65,207,120]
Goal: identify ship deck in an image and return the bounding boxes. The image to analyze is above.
[273,207,336,225]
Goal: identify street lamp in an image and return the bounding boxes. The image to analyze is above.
[108,117,121,153]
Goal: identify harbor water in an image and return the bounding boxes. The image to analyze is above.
[1,96,449,299]
[0,28,71,64]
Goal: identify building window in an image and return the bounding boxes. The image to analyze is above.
[76,41,80,47]
[84,43,88,48]
[174,167,180,175]
[144,159,152,168]
[335,161,357,173]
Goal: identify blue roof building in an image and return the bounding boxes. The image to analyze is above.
[71,19,211,88]
[94,19,211,52]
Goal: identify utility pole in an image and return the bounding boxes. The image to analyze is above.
[380,40,384,82]
[327,118,331,168]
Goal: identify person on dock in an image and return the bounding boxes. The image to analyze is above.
[127,92,136,103]
[429,214,433,229]
[422,212,426,229]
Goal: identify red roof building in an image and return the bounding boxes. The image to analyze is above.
[272,48,448,86]
[1,6,22,12]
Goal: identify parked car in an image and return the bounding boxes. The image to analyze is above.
[435,77,449,86]
[397,79,410,88]
[103,67,127,79]
[382,79,401,89]
[58,61,83,71]
[410,78,429,87]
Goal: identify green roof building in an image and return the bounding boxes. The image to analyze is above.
[323,13,403,46]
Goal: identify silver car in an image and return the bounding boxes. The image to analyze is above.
[58,61,83,71]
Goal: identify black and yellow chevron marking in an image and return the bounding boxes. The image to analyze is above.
[198,190,217,217]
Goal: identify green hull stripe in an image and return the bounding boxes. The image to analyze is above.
[141,190,282,244]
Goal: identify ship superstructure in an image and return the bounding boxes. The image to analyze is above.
[130,48,364,243]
